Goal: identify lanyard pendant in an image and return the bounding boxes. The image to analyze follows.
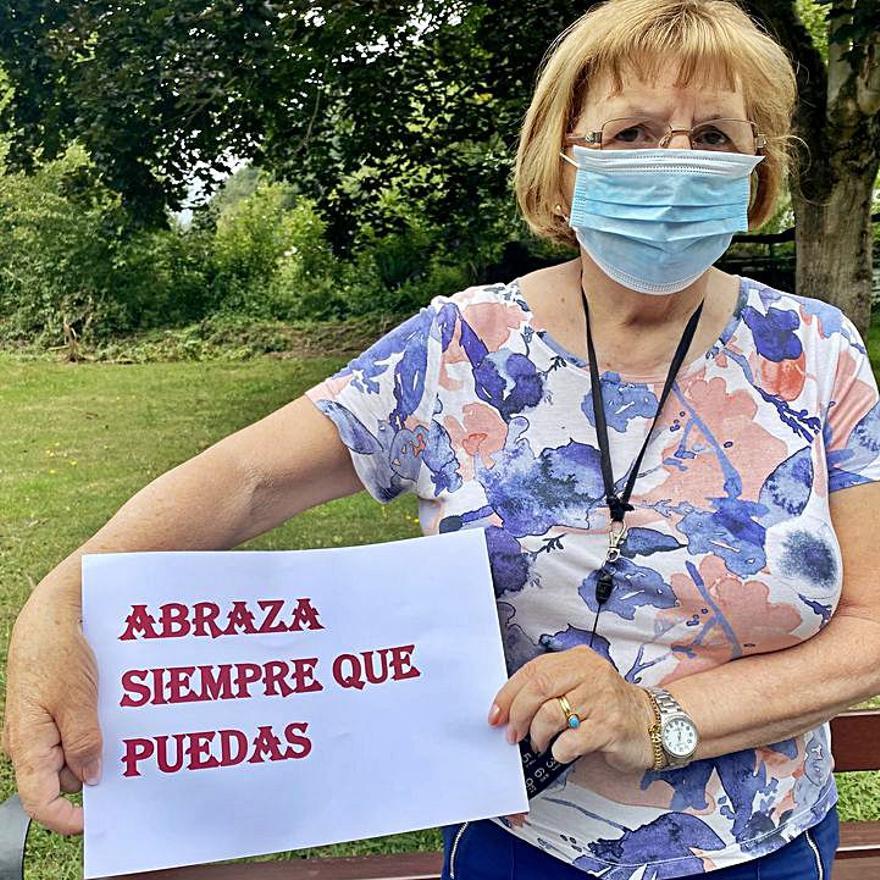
[606,519,628,563]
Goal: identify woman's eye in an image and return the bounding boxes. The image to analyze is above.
[695,127,729,147]
[615,126,646,143]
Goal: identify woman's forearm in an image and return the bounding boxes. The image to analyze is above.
[667,609,880,761]
[31,443,261,609]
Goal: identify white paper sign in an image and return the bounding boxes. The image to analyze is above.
[81,529,527,878]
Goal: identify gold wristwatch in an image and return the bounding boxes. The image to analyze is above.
[645,687,699,770]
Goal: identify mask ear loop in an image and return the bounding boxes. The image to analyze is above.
[557,150,579,225]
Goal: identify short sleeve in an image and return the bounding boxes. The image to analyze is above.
[823,314,880,492]
[304,301,444,503]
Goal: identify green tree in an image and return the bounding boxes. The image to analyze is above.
[747,0,880,332]
[1,1,877,327]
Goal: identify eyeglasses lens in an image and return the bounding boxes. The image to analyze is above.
[600,117,756,154]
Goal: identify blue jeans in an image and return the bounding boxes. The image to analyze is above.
[440,806,839,879]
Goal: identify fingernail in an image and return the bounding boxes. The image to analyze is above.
[506,725,518,744]
[84,759,102,786]
[488,703,501,725]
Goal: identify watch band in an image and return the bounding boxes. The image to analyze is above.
[649,686,687,718]
[646,686,698,768]
[645,689,668,771]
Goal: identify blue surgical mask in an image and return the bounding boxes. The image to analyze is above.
[560,146,764,295]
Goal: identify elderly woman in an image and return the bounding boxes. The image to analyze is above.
[5,0,880,877]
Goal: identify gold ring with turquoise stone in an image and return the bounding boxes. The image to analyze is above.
[557,695,581,729]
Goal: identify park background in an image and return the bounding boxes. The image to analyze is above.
[0,0,879,877]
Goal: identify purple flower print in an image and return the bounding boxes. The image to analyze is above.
[497,601,544,675]
[798,296,846,341]
[485,526,532,596]
[758,447,813,527]
[742,305,803,363]
[420,421,462,495]
[678,497,766,577]
[798,594,833,626]
[640,749,778,845]
[582,372,660,433]
[619,527,683,558]
[341,306,434,405]
[575,813,726,879]
[826,400,880,490]
[778,530,838,591]
[474,351,544,420]
[539,625,615,667]
[312,400,382,455]
[579,558,677,621]
[477,419,606,537]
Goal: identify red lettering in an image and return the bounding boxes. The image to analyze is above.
[248,725,285,763]
[198,664,234,702]
[120,669,150,707]
[283,722,312,759]
[122,737,154,776]
[362,649,390,685]
[263,660,295,697]
[192,602,223,638]
[118,599,325,639]
[333,653,365,690]
[167,666,197,703]
[219,728,249,767]
[150,667,167,705]
[289,657,323,694]
[256,599,288,634]
[156,734,187,773]
[119,605,159,641]
[389,644,421,681]
[289,597,323,632]
[121,724,311,775]
[233,662,263,699]
[187,731,221,770]
[222,601,257,636]
[159,602,191,638]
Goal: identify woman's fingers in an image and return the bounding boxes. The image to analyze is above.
[54,677,102,788]
[525,695,570,754]
[500,647,601,743]
[11,709,85,835]
[59,764,83,794]
[6,596,101,835]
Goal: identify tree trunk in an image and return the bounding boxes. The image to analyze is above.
[792,156,880,337]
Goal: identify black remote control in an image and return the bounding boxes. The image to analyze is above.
[520,732,573,799]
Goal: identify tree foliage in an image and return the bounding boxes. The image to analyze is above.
[0,0,878,327]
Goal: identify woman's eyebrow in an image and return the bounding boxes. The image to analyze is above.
[602,107,741,121]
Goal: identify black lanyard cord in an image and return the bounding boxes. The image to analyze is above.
[521,283,706,800]
[581,286,704,525]
[580,281,704,643]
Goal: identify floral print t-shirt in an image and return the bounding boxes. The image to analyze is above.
[304,275,880,877]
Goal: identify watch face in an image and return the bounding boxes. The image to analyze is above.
[662,716,698,758]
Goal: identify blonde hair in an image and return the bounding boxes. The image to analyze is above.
[514,0,797,248]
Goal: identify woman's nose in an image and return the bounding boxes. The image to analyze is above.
[664,130,693,149]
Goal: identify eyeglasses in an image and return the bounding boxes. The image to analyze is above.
[564,116,766,154]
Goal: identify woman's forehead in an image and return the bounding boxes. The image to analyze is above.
[581,67,747,120]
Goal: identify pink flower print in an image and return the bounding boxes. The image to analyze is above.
[444,403,508,475]
[666,555,802,678]
[461,301,523,352]
[756,349,806,401]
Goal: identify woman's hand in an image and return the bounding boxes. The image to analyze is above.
[2,586,101,835]
[488,645,656,774]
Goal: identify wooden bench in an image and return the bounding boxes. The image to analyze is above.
[4,711,879,879]
[830,709,880,878]
[105,710,880,879]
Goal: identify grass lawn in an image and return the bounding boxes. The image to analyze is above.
[1,341,879,879]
